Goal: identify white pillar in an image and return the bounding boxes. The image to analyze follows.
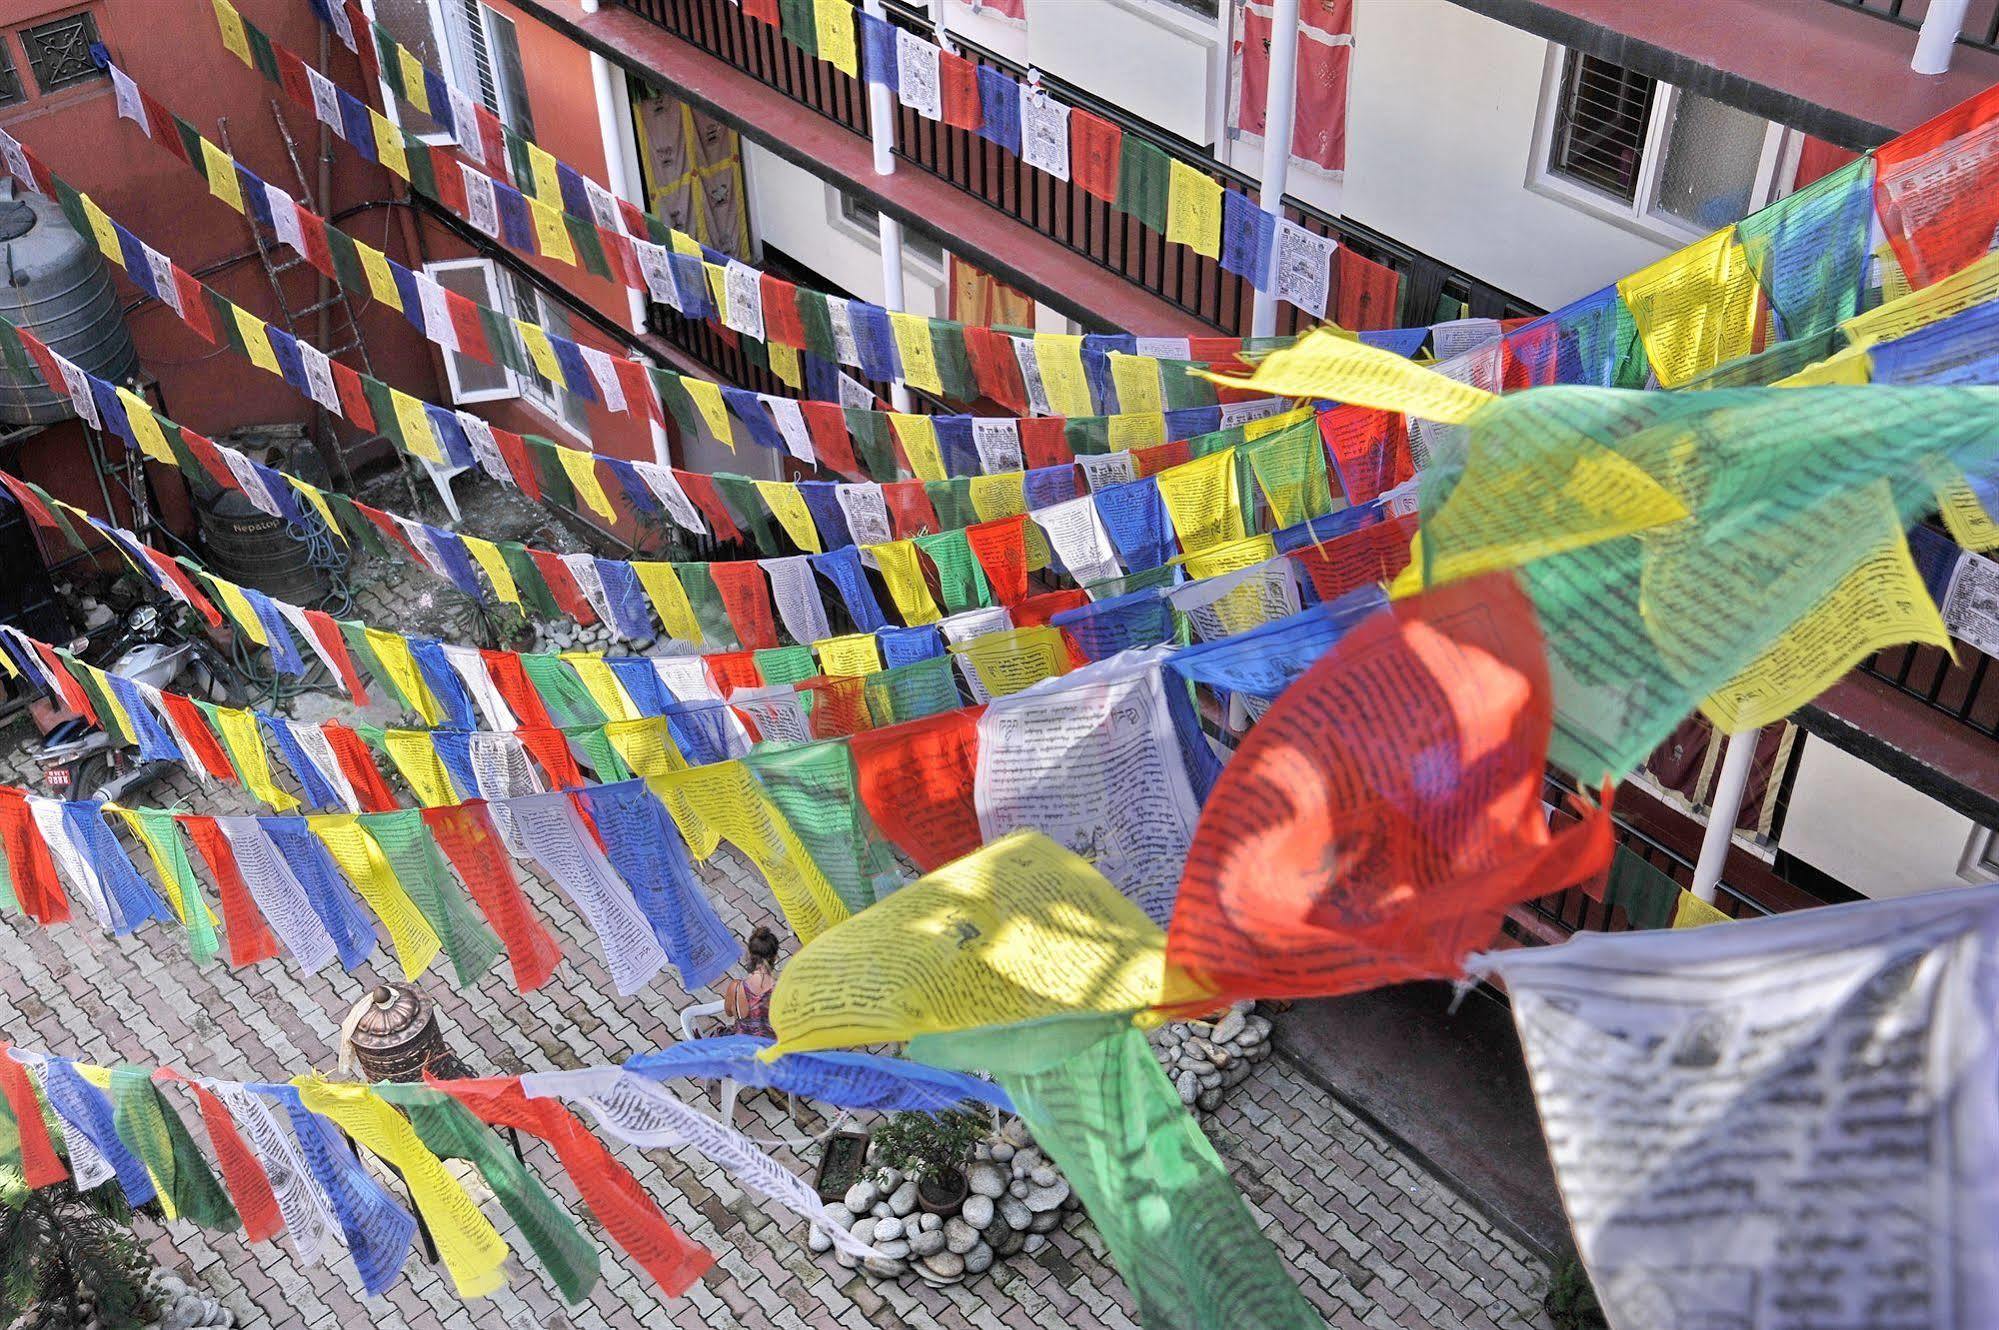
[863,0,914,412]
[587,53,650,337]
[1912,0,1971,74]
[1249,0,1301,339]
[1690,730,1758,904]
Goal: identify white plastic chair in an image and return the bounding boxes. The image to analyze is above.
[678,999,836,1146]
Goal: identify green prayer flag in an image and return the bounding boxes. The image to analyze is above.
[131,809,219,966]
[110,1067,237,1231]
[796,290,837,360]
[518,654,608,730]
[1600,846,1681,930]
[778,0,819,54]
[500,541,563,619]
[672,564,739,648]
[712,473,779,553]
[863,654,961,727]
[1117,138,1171,232]
[360,810,503,986]
[931,319,977,403]
[845,409,900,482]
[1160,360,1220,411]
[745,742,893,913]
[913,528,990,613]
[754,645,818,685]
[568,723,630,784]
[1064,417,1111,457]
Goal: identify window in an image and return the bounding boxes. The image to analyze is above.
[1536,48,1785,238]
[1964,826,1999,883]
[0,39,24,109]
[834,190,945,268]
[505,269,592,438]
[426,258,517,404]
[20,10,103,95]
[374,0,533,143]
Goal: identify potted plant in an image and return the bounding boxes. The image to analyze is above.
[0,1178,153,1329]
[868,1107,987,1214]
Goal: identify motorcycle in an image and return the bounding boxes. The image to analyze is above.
[36,599,250,802]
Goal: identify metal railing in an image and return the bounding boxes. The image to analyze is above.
[611,0,1537,333]
[1823,0,1999,54]
[1860,638,1999,738]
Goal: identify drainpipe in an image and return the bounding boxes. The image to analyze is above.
[581,0,673,466]
[1249,0,1301,339]
[864,0,914,413]
[1690,730,1758,904]
[1912,0,1970,74]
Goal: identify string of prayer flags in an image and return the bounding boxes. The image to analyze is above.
[1165,574,1615,1013]
[765,832,1167,1056]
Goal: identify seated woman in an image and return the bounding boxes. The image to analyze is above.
[722,926,780,1039]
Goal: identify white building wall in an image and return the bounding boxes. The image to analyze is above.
[1780,736,1980,899]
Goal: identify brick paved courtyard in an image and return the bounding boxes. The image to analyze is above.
[0,562,1554,1330]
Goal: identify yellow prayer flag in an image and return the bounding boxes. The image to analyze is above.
[84,665,137,741]
[367,110,411,182]
[211,705,296,810]
[527,143,563,210]
[556,446,616,521]
[682,377,734,448]
[705,262,728,319]
[813,633,881,677]
[357,243,404,310]
[1672,892,1731,928]
[633,561,704,643]
[528,198,576,265]
[1107,412,1167,453]
[890,414,948,483]
[1930,461,1999,551]
[210,580,268,646]
[669,231,704,259]
[1165,160,1223,259]
[309,815,442,979]
[211,0,253,64]
[1875,243,1912,306]
[1244,405,1315,440]
[1773,345,1872,386]
[381,727,461,806]
[869,541,941,625]
[516,320,564,385]
[118,389,174,464]
[1033,334,1095,417]
[230,305,283,375]
[294,1079,510,1298]
[1701,531,1950,733]
[889,313,945,395]
[396,47,430,114]
[462,534,521,604]
[768,339,802,388]
[757,481,824,554]
[950,626,1069,697]
[564,652,641,722]
[1616,226,1760,387]
[650,761,850,941]
[1108,353,1163,413]
[365,627,445,725]
[1202,329,1495,423]
[287,477,346,546]
[814,0,859,75]
[969,472,1026,522]
[1842,248,1999,349]
[199,140,246,213]
[767,832,1165,1056]
[1155,447,1243,555]
[604,718,688,778]
[1182,533,1286,634]
[390,388,445,464]
[80,196,122,267]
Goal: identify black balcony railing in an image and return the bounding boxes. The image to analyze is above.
[1860,637,1999,737]
[1824,0,1999,54]
[611,0,1536,334]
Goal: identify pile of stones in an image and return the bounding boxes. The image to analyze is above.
[1148,1001,1273,1113]
[532,617,639,654]
[147,1272,234,1329]
[811,1118,1082,1285]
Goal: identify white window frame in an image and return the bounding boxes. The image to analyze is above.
[502,269,594,443]
[424,256,520,405]
[1527,44,1792,247]
[361,0,531,147]
[827,186,947,276]
[1959,825,1999,883]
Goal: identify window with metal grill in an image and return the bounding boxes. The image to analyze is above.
[0,39,24,109]
[1547,50,1656,202]
[20,11,104,95]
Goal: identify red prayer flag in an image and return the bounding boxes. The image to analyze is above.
[1285,513,1416,603]
[424,802,563,991]
[709,563,780,651]
[1008,587,1088,630]
[964,515,1031,606]
[434,1075,715,1295]
[1319,404,1409,504]
[852,708,984,872]
[329,361,376,432]
[0,1043,67,1187]
[1333,246,1401,331]
[322,722,400,812]
[965,327,1030,413]
[303,608,369,705]
[703,650,764,698]
[141,547,223,627]
[515,725,587,790]
[615,357,663,426]
[179,814,284,966]
[883,480,940,539]
[1874,82,1999,289]
[493,428,542,501]
[759,275,807,349]
[156,692,237,783]
[0,788,67,926]
[739,0,779,22]
[155,1070,284,1242]
[1017,416,1072,470]
[797,674,871,739]
[1163,573,1614,1014]
[677,472,743,544]
[1068,109,1123,202]
[800,401,864,479]
[940,52,983,131]
[1132,438,1193,479]
[1233,0,1350,175]
[481,650,557,729]
[527,549,597,625]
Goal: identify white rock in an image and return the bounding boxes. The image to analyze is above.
[1030,1165,1058,1188]
[961,1194,994,1229]
[923,1250,966,1279]
[964,1240,994,1273]
[967,1162,1007,1197]
[998,1195,1032,1231]
[910,1229,947,1257]
[836,1249,861,1270]
[1009,1179,1029,1198]
[990,1141,1015,1162]
[1212,1010,1247,1045]
[863,1255,907,1278]
[1024,1181,1069,1213]
[808,1224,834,1254]
[850,1217,877,1246]
[876,1167,904,1191]
[1000,1118,1032,1148]
[919,1212,943,1232]
[1023,1234,1049,1253]
[874,1216,904,1241]
[875,1238,911,1261]
[973,1142,991,1161]
[994,1226,1026,1257]
[1177,1070,1200,1105]
[944,1216,979,1254]
[1198,1088,1224,1112]
[844,1181,879,1213]
[889,1180,919,1217]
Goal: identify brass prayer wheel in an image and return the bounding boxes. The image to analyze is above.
[347,983,453,1083]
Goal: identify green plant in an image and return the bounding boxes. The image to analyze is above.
[867,1107,987,1182]
[1536,1255,1606,1330]
[0,1180,152,1330]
